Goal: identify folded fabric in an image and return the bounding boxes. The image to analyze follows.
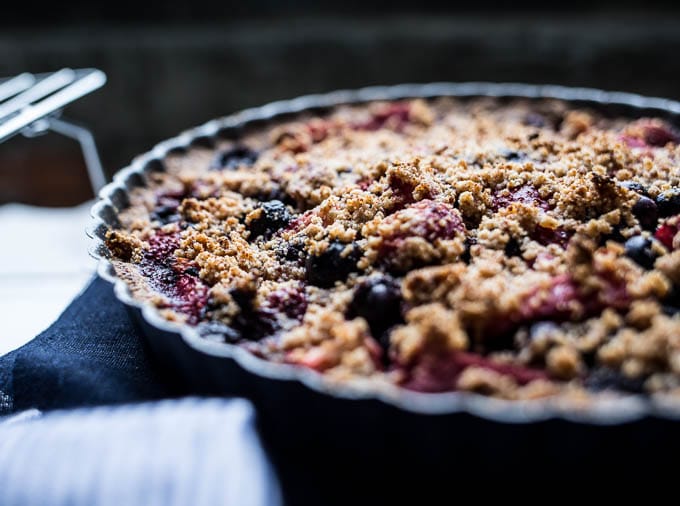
[0,398,281,506]
[0,277,181,415]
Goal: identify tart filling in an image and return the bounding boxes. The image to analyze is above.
[106,98,680,400]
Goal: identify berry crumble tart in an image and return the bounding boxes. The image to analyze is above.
[105,97,680,400]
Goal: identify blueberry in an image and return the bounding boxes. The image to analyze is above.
[620,181,649,196]
[498,148,524,162]
[504,237,522,257]
[248,200,292,240]
[347,276,403,347]
[524,113,547,128]
[662,286,680,316]
[584,368,646,393]
[197,321,242,343]
[150,204,181,225]
[624,235,658,269]
[460,236,476,264]
[185,266,200,277]
[229,288,276,340]
[665,285,680,305]
[253,187,297,207]
[305,241,361,287]
[211,145,258,171]
[656,188,680,218]
[151,194,184,225]
[632,196,659,231]
[600,225,626,246]
[581,350,597,368]
[229,288,253,309]
[662,305,680,317]
[524,112,563,130]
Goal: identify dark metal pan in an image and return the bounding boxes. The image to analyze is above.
[89,83,680,495]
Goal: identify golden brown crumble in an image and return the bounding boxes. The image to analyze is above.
[105,97,680,400]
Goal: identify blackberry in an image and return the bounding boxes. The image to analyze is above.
[584,368,646,394]
[210,145,258,171]
[248,200,292,240]
[278,240,306,264]
[150,205,181,225]
[229,289,276,341]
[185,266,200,277]
[305,242,361,287]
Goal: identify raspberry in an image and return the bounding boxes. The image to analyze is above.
[517,274,581,323]
[655,220,679,250]
[144,231,181,264]
[531,225,572,248]
[265,283,308,321]
[642,123,680,147]
[490,273,629,341]
[493,185,550,211]
[354,103,411,131]
[381,200,465,250]
[622,121,680,149]
[140,231,208,324]
[401,352,548,393]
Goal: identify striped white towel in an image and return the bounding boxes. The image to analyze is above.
[0,398,281,506]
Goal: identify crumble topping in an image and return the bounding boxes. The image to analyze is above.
[106,97,680,400]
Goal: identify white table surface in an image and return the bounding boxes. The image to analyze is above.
[0,202,94,356]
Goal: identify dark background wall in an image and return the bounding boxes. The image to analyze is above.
[2,2,680,205]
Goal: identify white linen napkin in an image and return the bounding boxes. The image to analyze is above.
[0,398,281,506]
[0,202,94,355]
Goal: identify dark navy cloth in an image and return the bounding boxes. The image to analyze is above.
[0,277,183,415]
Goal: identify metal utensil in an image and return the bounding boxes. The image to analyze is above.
[0,68,107,193]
